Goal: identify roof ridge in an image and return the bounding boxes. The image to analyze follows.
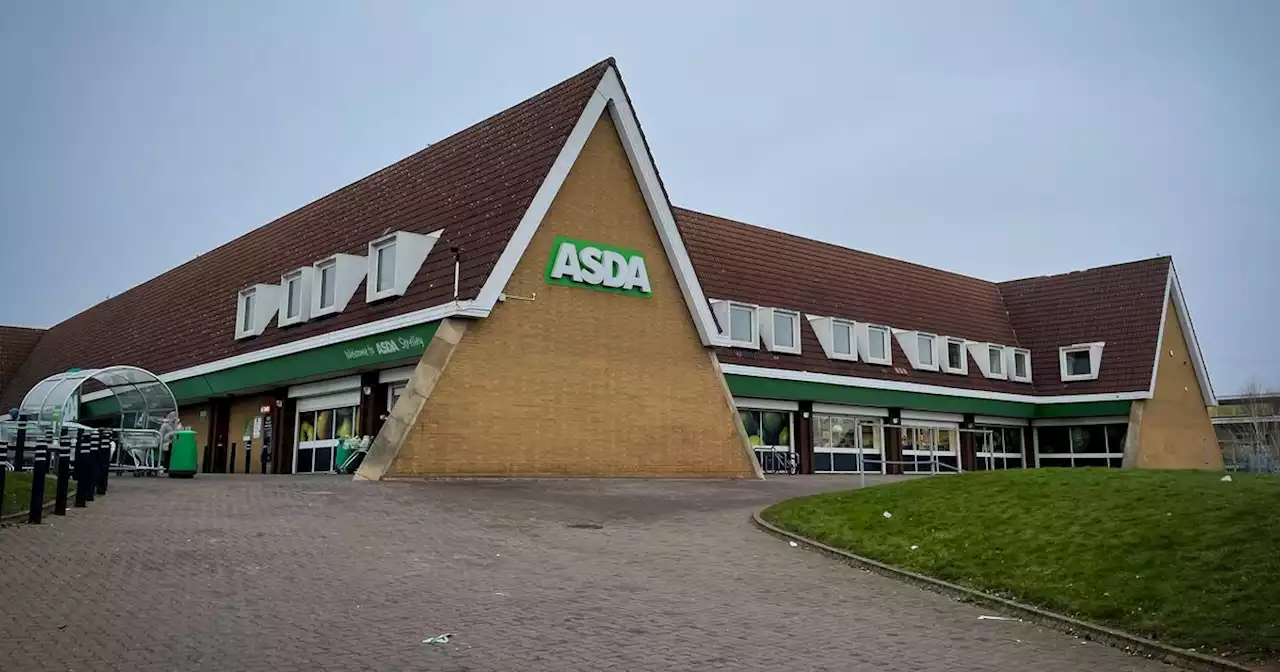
[999,256,1172,286]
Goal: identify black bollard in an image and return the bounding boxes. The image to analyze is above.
[83,434,97,503]
[28,447,47,524]
[96,431,109,496]
[14,423,26,472]
[74,437,89,509]
[229,443,238,475]
[54,445,71,516]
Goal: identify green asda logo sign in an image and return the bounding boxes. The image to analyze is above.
[544,235,652,298]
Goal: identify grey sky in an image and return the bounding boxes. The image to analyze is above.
[1,1,1276,394]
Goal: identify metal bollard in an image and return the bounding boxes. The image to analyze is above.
[84,434,97,503]
[29,448,48,524]
[96,431,109,496]
[14,423,26,472]
[74,436,90,508]
[54,445,71,516]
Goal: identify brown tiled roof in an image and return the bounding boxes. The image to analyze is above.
[0,60,612,409]
[675,207,1170,397]
[0,326,45,403]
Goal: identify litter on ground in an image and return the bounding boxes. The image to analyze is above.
[978,615,1018,622]
[423,634,454,645]
[788,541,799,547]
[882,511,893,519]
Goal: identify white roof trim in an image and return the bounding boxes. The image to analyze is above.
[719,363,1151,405]
[1157,264,1216,406]
[470,65,721,346]
[732,397,799,412]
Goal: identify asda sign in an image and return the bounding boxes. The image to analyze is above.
[544,236,652,298]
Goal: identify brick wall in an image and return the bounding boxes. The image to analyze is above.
[387,113,756,477]
[1133,301,1221,468]
[0,326,44,403]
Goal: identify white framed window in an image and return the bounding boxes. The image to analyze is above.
[373,238,397,295]
[365,229,443,303]
[1010,348,1032,383]
[900,425,960,474]
[812,413,883,473]
[918,333,936,368]
[1035,421,1126,467]
[833,319,855,358]
[241,290,255,333]
[970,426,1025,470]
[1059,342,1105,381]
[234,283,281,340]
[761,308,801,354]
[738,408,793,471]
[967,342,1008,380]
[941,337,967,375]
[312,253,367,317]
[278,267,314,327]
[711,300,759,348]
[318,260,337,310]
[858,324,892,365]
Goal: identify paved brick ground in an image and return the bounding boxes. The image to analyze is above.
[0,474,1165,671]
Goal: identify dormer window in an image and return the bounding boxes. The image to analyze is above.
[365,229,443,303]
[918,333,936,368]
[758,308,800,354]
[278,268,314,327]
[941,337,967,375]
[317,260,337,310]
[833,319,855,358]
[1059,342,1105,381]
[234,283,281,340]
[1011,348,1032,383]
[858,324,891,365]
[241,290,255,332]
[711,299,759,348]
[892,329,937,370]
[967,341,1008,380]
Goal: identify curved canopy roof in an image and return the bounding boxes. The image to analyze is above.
[17,366,177,430]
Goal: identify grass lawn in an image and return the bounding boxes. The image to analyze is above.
[763,469,1280,660]
[1,472,61,517]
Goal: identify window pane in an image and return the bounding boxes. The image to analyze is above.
[1037,427,1070,453]
[242,293,254,331]
[286,278,301,318]
[334,407,355,439]
[774,312,795,348]
[1015,352,1028,378]
[989,347,1003,374]
[296,447,314,474]
[760,412,789,447]
[937,430,953,453]
[1105,424,1128,454]
[1070,425,1106,453]
[315,409,334,441]
[740,410,759,445]
[376,242,396,292]
[833,323,852,355]
[729,305,753,342]
[1005,427,1023,454]
[861,423,877,450]
[313,446,333,473]
[918,335,934,366]
[947,341,963,369]
[813,452,833,472]
[1067,350,1091,375]
[869,327,887,360]
[320,265,337,308]
[298,411,316,442]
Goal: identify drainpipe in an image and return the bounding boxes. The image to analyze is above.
[451,246,462,303]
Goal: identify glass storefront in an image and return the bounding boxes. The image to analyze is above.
[812,413,882,473]
[900,426,959,474]
[1036,423,1127,468]
[296,404,359,474]
[971,425,1025,470]
[739,408,793,470]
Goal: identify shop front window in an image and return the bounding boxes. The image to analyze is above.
[972,425,1025,470]
[1036,423,1127,468]
[296,404,359,474]
[812,413,882,473]
[740,409,792,470]
[901,426,959,474]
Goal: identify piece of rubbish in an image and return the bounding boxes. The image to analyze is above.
[1220,475,1232,482]
[882,511,893,519]
[789,541,798,547]
[910,545,919,551]
[422,634,454,645]
[978,615,1017,621]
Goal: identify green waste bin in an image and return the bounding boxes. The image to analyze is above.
[169,430,198,478]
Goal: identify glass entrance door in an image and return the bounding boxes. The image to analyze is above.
[295,405,358,474]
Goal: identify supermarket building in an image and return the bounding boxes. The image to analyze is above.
[0,59,1221,479]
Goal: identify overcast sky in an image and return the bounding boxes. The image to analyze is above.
[1,1,1276,394]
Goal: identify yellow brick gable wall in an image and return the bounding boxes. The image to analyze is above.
[387,113,756,477]
[1134,301,1221,469]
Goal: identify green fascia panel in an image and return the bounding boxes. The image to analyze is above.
[165,322,439,404]
[724,374,1131,420]
[82,396,121,419]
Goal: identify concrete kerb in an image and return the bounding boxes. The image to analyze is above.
[750,511,1254,672]
[0,499,56,524]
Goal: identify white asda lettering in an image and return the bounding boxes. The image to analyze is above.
[548,241,651,294]
[343,334,427,361]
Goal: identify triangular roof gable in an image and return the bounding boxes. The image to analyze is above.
[471,64,721,345]
[1152,262,1216,405]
